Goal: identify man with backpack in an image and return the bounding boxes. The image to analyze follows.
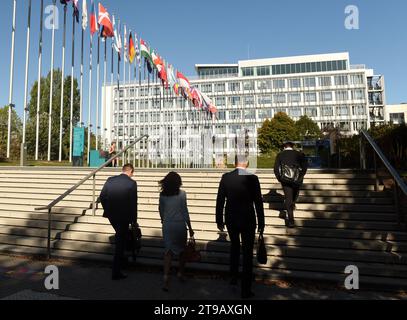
[274,141,308,228]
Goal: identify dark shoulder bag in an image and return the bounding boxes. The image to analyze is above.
[279,163,302,186]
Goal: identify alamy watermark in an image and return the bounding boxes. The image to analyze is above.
[344,265,359,290]
[345,5,359,30]
[44,4,59,30]
[44,265,59,290]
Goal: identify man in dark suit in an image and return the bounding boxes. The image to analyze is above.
[216,156,265,299]
[100,164,138,280]
[274,141,308,228]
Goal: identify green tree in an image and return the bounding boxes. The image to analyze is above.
[25,69,81,160]
[257,112,298,153]
[0,105,22,160]
[295,115,322,140]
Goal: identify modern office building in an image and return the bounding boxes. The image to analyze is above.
[101,52,386,167]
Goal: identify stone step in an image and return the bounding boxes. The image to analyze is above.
[0,192,394,206]
[0,234,406,271]
[0,186,391,199]
[2,225,407,254]
[1,215,406,244]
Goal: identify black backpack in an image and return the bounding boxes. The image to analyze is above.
[279,163,302,186]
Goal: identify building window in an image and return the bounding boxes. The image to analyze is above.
[228,96,241,106]
[305,107,318,117]
[351,89,365,100]
[244,95,255,105]
[257,80,272,90]
[274,107,287,114]
[353,121,367,131]
[389,113,405,124]
[334,75,349,86]
[228,82,240,91]
[259,109,272,119]
[243,81,254,90]
[217,111,226,120]
[215,97,226,106]
[256,66,271,76]
[288,93,302,103]
[245,110,256,120]
[273,94,286,103]
[242,67,254,77]
[289,78,301,88]
[335,90,349,101]
[319,76,332,87]
[320,91,333,102]
[258,95,272,105]
[352,105,366,116]
[336,105,349,116]
[214,83,225,92]
[229,110,242,120]
[305,92,317,102]
[304,77,316,87]
[273,79,285,89]
[288,107,302,118]
[321,106,334,116]
[201,84,213,93]
[350,74,364,85]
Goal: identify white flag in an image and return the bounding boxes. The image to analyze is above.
[124,25,128,62]
[82,0,88,30]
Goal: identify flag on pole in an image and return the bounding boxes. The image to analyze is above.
[128,32,136,63]
[72,0,79,23]
[82,0,88,30]
[135,33,141,66]
[140,39,152,63]
[201,92,218,114]
[176,71,190,89]
[123,25,128,63]
[98,3,114,37]
[90,0,98,35]
[191,87,203,108]
[113,16,122,59]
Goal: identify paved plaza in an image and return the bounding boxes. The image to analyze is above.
[0,254,405,301]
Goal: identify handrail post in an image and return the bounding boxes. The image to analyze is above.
[359,136,366,170]
[147,138,150,168]
[92,173,96,216]
[374,152,379,192]
[47,208,51,259]
[394,182,401,225]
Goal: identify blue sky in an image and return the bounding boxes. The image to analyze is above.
[0,0,406,123]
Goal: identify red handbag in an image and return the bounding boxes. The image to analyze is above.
[184,237,201,262]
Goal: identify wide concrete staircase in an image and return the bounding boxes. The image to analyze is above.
[0,167,406,289]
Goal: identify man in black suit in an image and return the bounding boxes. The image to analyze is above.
[100,164,138,280]
[274,141,308,228]
[216,156,265,299]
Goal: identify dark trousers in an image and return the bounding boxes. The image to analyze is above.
[109,218,129,276]
[282,184,300,221]
[227,225,256,294]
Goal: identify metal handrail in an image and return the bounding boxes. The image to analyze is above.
[35,134,149,211]
[34,134,149,258]
[360,129,407,225]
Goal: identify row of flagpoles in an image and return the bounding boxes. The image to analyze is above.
[5,0,218,163]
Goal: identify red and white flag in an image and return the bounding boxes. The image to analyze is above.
[98,3,114,37]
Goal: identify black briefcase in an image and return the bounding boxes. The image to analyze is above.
[256,234,268,265]
[126,223,142,261]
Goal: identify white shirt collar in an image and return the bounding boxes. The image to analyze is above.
[236,166,247,170]
[284,147,294,151]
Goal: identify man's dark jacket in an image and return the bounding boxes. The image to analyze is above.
[216,169,265,230]
[274,150,308,182]
[100,174,138,223]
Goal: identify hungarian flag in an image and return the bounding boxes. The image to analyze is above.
[176,71,190,89]
[128,32,136,64]
[98,3,114,37]
[140,39,152,63]
[82,0,88,30]
[90,0,98,36]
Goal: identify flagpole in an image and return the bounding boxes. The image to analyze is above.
[7,0,17,159]
[35,0,44,161]
[103,37,107,150]
[95,32,100,151]
[47,0,57,161]
[59,4,67,162]
[80,4,85,128]
[69,2,76,163]
[122,25,126,161]
[87,33,93,165]
[22,0,31,160]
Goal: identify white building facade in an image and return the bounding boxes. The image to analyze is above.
[101,52,386,167]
